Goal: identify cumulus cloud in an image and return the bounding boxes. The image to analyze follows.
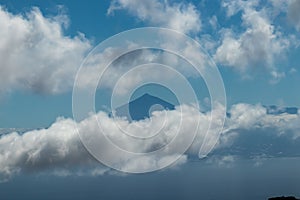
[1,103,300,181]
[0,4,205,99]
[1,1,298,97]
[1,1,300,182]
[0,118,97,181]
[0,105,203,181]
[0,7,177,96]
[106,0,298,82]
[214,0,291,80]
[107,0,201,34]
[0,6,91,95]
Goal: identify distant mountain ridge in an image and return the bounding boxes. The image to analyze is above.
[114,93,175,121]
[113,95,298,122]
[268,196,299,200]
[265,105,298,115]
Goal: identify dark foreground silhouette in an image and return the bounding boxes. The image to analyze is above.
[268,196,299,200]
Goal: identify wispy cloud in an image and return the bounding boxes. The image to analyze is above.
[107,0,201,34]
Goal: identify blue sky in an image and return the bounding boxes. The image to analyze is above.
[1,0,300,199]
[0,0,299,128]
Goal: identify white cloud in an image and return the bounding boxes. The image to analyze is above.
[289,67,297,74]
[269,0,288,15]
[74,33,212,97]
[0,105,204,181]
[209,15,218,30]
[74,47,202,98]
[215,0,291,80]
[268,0,300,36]
[0,118,93,181]
[107,0,201,34]
[0,2,299,181]
[287,0,300,31]
[226,103,300,135]
[0,6,91,95]
[227,103,266,129]
[1,103,300,181]
[0,5,208,98]
[0,7,177,96]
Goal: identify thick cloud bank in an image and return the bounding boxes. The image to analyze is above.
[0,103,299,181]
[0,6,91,94]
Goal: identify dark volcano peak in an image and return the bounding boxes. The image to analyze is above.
[114,93,175,121]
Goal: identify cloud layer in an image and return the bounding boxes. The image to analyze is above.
[0,103,299,181]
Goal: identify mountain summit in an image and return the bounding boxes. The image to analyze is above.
[265,105,298,115]
[114,93,175,121]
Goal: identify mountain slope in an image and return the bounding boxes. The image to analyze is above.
[114,93,175,121]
